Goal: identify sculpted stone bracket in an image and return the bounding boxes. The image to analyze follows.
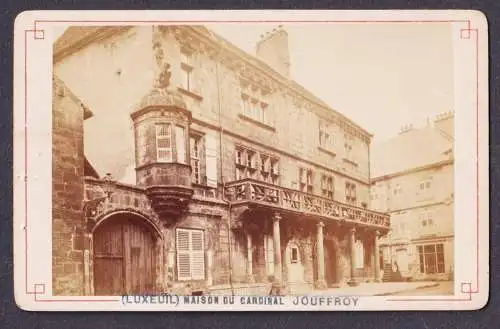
[229,204,250,230]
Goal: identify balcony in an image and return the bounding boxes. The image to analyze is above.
[224,178,390,230]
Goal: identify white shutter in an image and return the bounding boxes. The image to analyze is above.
[175,126,186,164]
[190,230,205,280]
[176,229,205,281]
[176,229,191,280]
[205,134,218,187]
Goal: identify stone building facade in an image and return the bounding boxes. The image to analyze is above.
[52,25,390,296]
[371,113,454,281]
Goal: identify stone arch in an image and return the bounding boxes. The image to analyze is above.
[92,208,163,239]
[89,209,164,295]
[284,238,307,286]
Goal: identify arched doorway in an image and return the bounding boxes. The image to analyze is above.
[285,241,305,285]
[93,213,159,295]
[324,238,339,287]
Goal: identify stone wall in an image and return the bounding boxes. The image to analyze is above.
[52,77,86,295]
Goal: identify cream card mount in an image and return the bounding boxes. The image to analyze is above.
[13,9,489,311]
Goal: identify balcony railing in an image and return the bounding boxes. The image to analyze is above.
[225,178,390,229]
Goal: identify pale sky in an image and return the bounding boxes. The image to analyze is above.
[207,23,454,143]
[54,23,454,142]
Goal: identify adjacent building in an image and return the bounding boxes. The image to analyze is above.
[371,113,454,281]
[52,25,390,296]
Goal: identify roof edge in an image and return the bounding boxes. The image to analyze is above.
[371,158,454,183]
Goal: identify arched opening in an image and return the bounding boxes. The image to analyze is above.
[92,213,160,295]
[324,238,339,287]
[285,241,304,285]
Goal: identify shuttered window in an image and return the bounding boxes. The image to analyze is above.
[205,134,218,188]
[175,126,186,164]
[176,228,205,281]
[156,124,172,162]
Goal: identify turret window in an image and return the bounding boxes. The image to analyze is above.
[155,123,188,164]
[156,123,172,162]
[175,126,186,164]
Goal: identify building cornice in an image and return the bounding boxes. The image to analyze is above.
[371,159,454,184]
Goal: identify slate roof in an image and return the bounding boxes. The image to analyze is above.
[370,124,453,179]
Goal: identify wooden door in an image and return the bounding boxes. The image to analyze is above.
[324,240,337,286]
[93,215,156,295]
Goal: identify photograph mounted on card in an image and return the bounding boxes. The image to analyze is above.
[13,10,489,311]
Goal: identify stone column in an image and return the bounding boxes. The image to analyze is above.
[315,222,327,289]
[347,227,359,286]
[374,230,381,282]
[246,232,255,283]
[273,213,282,284]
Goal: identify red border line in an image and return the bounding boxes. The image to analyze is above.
[23,18,480,304]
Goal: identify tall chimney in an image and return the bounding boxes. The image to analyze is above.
[256,26,291,78]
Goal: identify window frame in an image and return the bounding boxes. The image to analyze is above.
[156,123,173,162]
[190,134,202,184]
[417,243,445,274]
[180,50,194,92]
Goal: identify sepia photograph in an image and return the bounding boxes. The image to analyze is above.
[13,9,488,311]
[52,23,454,297]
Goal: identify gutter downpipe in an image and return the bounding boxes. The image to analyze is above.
[214,43,235,296]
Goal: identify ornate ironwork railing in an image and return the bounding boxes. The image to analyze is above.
[225,178,390,229]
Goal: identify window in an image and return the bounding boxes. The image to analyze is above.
[321,175,334,199]
[418,177,433,199]
[180,50,194,92]
[344,133,354,157]
[190,135,202,184]
[420,210,435,232]
[156,123,172,162]
[241,94,268,124]
[420,178,432,190]
[290,246,299,264]
[417,244,445,274]
[319,120,334,149]
[176,228,205,281]
[261,154,269,173]
[299,168,314,193]
[175,126,186,164]
[394,184,402,195]
[345,182,357,205]
[235,147,261,180]
[270,158,280,185]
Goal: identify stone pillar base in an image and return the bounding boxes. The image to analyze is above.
[315,279,327,289]
[347,279,359,287]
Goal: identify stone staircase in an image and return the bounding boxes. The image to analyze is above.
[382,263,402,282]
